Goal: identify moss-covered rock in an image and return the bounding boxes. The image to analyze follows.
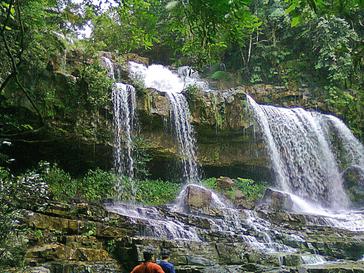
[343,165,364,208]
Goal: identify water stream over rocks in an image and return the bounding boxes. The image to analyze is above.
[128,62,203,183]
[103,183,364,273]
[100,61,364,271]
[246,94,364,234]
[247,95,349,209]
[102,56,137,197]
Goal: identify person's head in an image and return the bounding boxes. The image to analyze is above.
[160,249,170,260]
[143,248,155,262]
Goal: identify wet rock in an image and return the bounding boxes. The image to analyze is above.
[14,197,364,273]
[234,189,255,210]
[48,261,121,273]
[216,176,235,190]
[122,53,149,65]
[342,165,364,207]
[19,267,51,273]
[186,185,213,209]
[282,254,302,266]
[302,260,364,272]
[186,256,215,266]
[182,184,225,216]
[258,188,294,212]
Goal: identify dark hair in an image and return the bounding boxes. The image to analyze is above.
[143,249,154,261]
[160,249,170,259]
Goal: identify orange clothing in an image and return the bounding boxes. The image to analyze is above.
[131,262,165,273]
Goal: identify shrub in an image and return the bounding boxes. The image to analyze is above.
[234,178,266,202]
[0,167,34,269]
[81,169,117,201]
[135,179,181,206]
[39,162,117,202]
[201,177,217,189]
[40,162,77,201]
[202,176,266,203]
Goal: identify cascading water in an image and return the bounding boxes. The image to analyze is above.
[247,95,350,209]
[172,184,297,253]
[105,202,200,241]
[102,56,136,198]
[129,62,202,183]
[321,114,364,168]
[112,83,135,177]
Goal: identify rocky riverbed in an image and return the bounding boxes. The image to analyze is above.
[14,184,364,273]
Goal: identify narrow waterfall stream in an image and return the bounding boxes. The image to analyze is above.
[102,56,136,198]
[128,62,203,183]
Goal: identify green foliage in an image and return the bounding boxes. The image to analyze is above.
[106,239,116,254]
[326,87,364,139]
[202,176,266,202]
[39,162,117,202]
[166,0,260,66]
[185,85,200,97]
[201,177,217,189]
[83,221,97,236]
[90,0,162,53]
[0,166,47,268]
[41,162,77,201]
[309,16,357,86]
[33,229,43,241]
[135,179,181,206]
[210,71,230,81]
[234,177,266,201]
[81,169,117,201]
[79,61,113,110]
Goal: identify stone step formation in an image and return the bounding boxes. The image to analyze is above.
[19,185,364,273]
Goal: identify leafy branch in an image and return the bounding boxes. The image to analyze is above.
[0,0,44,125]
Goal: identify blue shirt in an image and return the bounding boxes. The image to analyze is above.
[159,260,175,273]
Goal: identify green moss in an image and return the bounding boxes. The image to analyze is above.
[211,95,225,130]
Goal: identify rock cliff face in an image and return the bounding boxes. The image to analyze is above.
[3,55,330,184]
[133,80,327,182]
[136,86,271,181]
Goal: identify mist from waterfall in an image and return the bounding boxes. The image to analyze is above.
[129,62,201,183]
[247,95,352,209]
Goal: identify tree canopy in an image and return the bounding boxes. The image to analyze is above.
[0,0,363,138]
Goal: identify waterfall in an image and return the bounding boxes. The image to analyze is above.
[101,56,136,198]
[112,83,135,177]
[247,95,350,209]
[321,114,364,168]
[129,62,201,183]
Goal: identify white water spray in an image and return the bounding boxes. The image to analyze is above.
[102,56,137,198]
[247,95,349,208]
[129,62,201,183]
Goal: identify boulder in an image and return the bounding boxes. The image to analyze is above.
[185,185,212,211]
[258,188,294,212]
[181,184,225,216]
[216,176,235,190]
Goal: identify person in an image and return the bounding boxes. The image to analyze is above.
[159,249,176,273]
[130,248,165,273]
